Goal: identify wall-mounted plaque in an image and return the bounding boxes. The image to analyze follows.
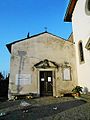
[63,68,71,80]
[16,74,31,85]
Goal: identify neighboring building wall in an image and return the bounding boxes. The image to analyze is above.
[8,33,77,99]
[72,0,90,91]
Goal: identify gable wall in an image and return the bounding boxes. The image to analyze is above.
[9,33,77,97]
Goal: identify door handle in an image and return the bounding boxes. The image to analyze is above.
[50,83,53,86]
[46,82,48,92]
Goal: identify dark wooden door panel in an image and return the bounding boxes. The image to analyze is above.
[40,71,53,96]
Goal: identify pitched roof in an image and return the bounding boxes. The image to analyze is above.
[6,31,66,53]
[64,0,78,22]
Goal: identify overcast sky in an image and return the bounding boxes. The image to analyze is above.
[0,0,72,74]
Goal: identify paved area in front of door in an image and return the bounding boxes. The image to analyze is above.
[1,99,86,120]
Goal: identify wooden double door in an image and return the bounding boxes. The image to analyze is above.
[40,71,53,96]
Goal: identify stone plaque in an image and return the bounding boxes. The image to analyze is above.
[16,74,31,85]
[63,68,71,80]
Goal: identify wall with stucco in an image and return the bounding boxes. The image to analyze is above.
[9,32,77,99]
[72,0,90,91]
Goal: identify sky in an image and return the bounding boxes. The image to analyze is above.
[0,0,72,74]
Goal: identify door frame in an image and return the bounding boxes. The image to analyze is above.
[37,68,56,97]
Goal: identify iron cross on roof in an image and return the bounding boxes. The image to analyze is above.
[44,27,47,32]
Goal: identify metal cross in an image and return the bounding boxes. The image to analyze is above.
[44,27,47,32]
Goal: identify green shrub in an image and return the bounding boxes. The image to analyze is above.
[72,86,83,93]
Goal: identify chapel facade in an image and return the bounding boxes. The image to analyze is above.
[6,32,77,99]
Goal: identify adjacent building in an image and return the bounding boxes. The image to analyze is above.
[64,0,90,92]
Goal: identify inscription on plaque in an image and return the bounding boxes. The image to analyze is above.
[16,74,32,85]
[63,68,71,80]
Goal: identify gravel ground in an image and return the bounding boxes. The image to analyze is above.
[0,99,86,120]
[47,103,90,120]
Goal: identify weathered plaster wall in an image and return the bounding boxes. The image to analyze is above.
[72,0,90,91]
[9,33,77,98]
